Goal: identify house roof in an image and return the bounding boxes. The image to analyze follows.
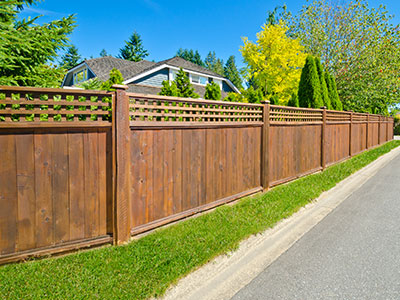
[83,56,156,81]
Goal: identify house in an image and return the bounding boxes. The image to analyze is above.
[62,56,240,98]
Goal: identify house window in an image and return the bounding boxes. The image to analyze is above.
[73,68,88,85]
[191,74,207,85]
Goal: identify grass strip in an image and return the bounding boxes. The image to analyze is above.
[1,140,399,300]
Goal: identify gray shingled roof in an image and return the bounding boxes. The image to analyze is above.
[84,56,156,82]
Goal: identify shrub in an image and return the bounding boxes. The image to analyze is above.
[298,56,323,108]
[287,93,299,107]
[100,68,124,91]
[223,92,246,102]
[204,82,221,100]
[315,57,331,109]
[159,81,178,97]
[326,73,343,111]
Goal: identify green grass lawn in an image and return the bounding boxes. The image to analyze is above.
[1,140,399,300]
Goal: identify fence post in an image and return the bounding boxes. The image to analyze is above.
[112,84,131,245]
[366,113,369,149]
[261,100,270,191]
[321,106,327,170]
[378,115,381,145]
[349,111,353,156]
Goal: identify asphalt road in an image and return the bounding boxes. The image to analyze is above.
[232,152,400,300]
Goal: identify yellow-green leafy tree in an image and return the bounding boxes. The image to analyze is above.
[240,21,307,104]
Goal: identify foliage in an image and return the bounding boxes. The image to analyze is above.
[60,45,82,70]
[223,56,242,89]
[243,86,264,104]
[77,78,103,90]
[204,81,221,100]
[286,0,400,114]
[325,73,342,111]
[159,80,178,97]
[0,0,76,87]
[223,92,246,103]
[269,94,278,105]
[100,49,109,57]
[118,31,148,62]
[298,56,323,108]
[159,68,199,98]
[100,68,124,91]
[315,57,331,109]
[287,93,299,107]
[176,48,204,67]
[394,114,400,135]
[1,140,398,299]
[204,51,224,75]
[240,20,307,104]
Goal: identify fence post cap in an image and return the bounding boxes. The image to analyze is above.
[261,100,270,104]
[112,84,129,90]
[320,106,327,109]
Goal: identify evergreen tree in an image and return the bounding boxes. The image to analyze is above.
[100,68,124,91]
[326,73,343,111]
[269,94,279,105]
[176,48,204,67]
[315,57,331,109]
[223,92,245,102]
[118,31,148,62]
[100,49,109,57]
[0,0,76,87]
[214,58,224,76]
[298,56,323,108]
[204,82,221,100]
[60,45,81,70]
[287,93,299,107]
[244,86,264,103]
[159,80,178,97]
[174,68,199,98]
[204,51,217,71]
[224,56,243,89]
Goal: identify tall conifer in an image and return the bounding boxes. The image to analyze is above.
[298,56,323,108]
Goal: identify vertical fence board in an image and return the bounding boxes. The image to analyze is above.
[98,129,108,235]
[0,134,17,255]
[172,130,183,213]
[15,133,36,251]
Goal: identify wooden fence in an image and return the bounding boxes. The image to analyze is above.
[0,85,394,264]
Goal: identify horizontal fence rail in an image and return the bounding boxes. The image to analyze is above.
[0,84,395,264]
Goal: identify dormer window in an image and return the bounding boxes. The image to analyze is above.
[190,74,207,85]
[73,68,88,85]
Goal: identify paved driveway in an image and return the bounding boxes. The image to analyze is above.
[232,152,400,299]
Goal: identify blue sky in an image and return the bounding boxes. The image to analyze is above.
[20,0,400,68]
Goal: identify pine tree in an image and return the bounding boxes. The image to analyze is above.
[60,45,81,70]
[204,51,217,71]
[327,73,343,111]
[176,49,204,67]
[287,93,299,107]
[118,31,148,62]
[315,57,331,109]
[100,49,109,57]
[298,56,323,108]
[174,68,199,98]
[159,80,178,97]
[224,56,243,89]
[204,82,221,100]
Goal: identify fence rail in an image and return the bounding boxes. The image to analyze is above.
[0,85,395,264]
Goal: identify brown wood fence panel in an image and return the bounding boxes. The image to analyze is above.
[325,123,350,165]
[129,126,261,234]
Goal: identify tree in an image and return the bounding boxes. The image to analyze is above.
[286,0,400,114]
[243,86,264,104]
[159,68,199,98]
[100,68,124,91]
[118,31,148,62]
[224,56,242,89]
[223,92,245,102]
[60,45,81,70]
[77,78,103,90]
[298,56,323,108]
[176,48,204,67]
[325,73,343,111]
[0,0,76,87]
[204,51,224,76]
[100,49,109,57]
[240,20,307,104]
[159,80,178,97]
[204,82,221,100]
[315,57,331,109]
[287,93,299,107]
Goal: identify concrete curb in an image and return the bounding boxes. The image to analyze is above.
[161,145,400,300]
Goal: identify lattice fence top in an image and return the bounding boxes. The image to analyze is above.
[0,86,112,127]
[326,110,351,123]
[128,93,264,127]
[352,113,368,122]
[269,105,323,124]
